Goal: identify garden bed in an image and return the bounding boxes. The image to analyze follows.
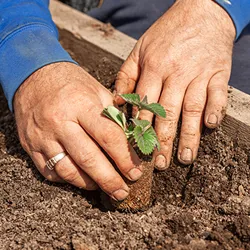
[0,1,250,249]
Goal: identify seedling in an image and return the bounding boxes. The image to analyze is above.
[102,93,166,211]
[103,93,166,155]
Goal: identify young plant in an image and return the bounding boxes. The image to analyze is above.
[102,94,166,211]
[102,93,166,155]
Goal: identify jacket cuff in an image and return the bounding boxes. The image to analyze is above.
[214,0,250,40]
[0,25,77,111]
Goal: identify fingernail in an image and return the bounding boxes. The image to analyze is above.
[180,148,193,164]
[112,189,129,201]
[207,114,218,125]
[128,167,143,181]
[155,155,167,170]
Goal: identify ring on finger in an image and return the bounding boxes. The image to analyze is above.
[46,152,68,171]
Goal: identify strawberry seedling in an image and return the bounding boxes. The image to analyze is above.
[103,93,166,155]
[102,93,166,211]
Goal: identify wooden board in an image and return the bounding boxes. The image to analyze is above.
[50,0,250,145]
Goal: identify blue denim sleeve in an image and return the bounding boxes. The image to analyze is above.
[215,0,250,39]
[0,0,77,111]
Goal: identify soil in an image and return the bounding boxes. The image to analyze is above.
[1,49,250,249]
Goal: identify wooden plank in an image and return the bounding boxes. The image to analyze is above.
[50,0,136,61]
[50,0,250,145]
[224,88,250,145]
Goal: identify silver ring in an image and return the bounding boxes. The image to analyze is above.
[46,152,67,171]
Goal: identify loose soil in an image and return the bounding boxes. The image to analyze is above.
[1,44,250,249]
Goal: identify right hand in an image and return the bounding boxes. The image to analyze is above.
[13,62,142,201]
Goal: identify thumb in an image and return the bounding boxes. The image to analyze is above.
[114,43,141,105]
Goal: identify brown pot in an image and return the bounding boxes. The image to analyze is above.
[111,161,154,211]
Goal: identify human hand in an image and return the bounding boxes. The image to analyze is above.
[115,0,235,169]
[13,62,142,201]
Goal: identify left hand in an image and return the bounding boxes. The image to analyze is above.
[114,0,235,169]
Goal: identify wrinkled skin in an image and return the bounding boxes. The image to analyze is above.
[115,0,235,169]
[14,63,142,201]
[13,0,235,199]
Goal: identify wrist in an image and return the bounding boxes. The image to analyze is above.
[13,62,77,113]
[174,0,236,41]
[210,0,236,41]
[214,0,250,39]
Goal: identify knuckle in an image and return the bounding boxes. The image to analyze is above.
[165,107,178,121]
[40,107,64,127]
[143,58,159,72]
[181,130,197,139]
[158,135,173,145]
[77,151,96,169]
[97,176,112,190]
[116,70,129,81]
[158,105,178,122]
[180,127,200,146]
[57,164,79,183]
[98,176,121,193]
[168,58,180,72]
[208,84,228,94]
[101,126,123,148]
[183,102,204,117]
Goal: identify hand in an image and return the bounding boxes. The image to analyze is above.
[14,62,142,201]
[115,0,235,169]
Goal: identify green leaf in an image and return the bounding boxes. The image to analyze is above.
[145,126,160,151]
[140,103,166,118]
[102,106,127,130]
[131,119,150,129]
[120,94,166,118]
[133,125,160,155]
[120,93,141,106]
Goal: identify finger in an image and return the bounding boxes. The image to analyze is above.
[154,76,187,170]
[31,151,63,183]
[114,42,141,105]
[178,78,207,165]
[204,71,228,128]
[135,69,163,122]
[79,103,143,182]
[42,141,97,190]
[59,123,130,201]
[55,155,98,190]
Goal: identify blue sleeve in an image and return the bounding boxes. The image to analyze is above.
[215,0,250,39]
[0,0,77,111]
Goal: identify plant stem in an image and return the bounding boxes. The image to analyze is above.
[135,110,140,120]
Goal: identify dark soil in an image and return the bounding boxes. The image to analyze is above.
[1,47,250,249]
